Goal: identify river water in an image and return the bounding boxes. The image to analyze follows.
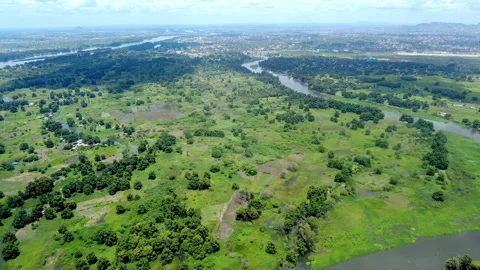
[0,36,176,69]
[242,60,480,143]
[242,60,480,269]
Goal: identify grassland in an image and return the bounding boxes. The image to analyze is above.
[1,58,480,270]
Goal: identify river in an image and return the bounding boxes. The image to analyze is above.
[0,36,176,69]
[242,59,480,269]
[242,60,480,143]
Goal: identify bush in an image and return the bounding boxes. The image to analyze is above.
[44,207,56,220]
[1,242,20,261]
[75,259,88,270]
[432,191,445,202]
[63,231,75,243]
[116,205,126,214]
[232,183,239,190]
[58,224,68,234]
[265,242,276,254]
[210,164,221,173]
[97,257,111,270]
[61,208,74,219]
[133,181,143,190]
[86,252,98,265]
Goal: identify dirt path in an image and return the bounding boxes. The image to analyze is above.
[216,192,248,241]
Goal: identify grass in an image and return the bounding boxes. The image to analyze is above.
[1,66,480,269]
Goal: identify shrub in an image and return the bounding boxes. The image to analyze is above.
[432,191,445,202]
[265,242,276,254]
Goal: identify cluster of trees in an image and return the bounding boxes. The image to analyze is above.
[261,56,475,84]
[185,171,211,190]
[193,128,225,137]
[112,193,220,268]
[282,186,333,265]
[1,232,20,261]
[342,91,430,112]
[154,132,177,153]
[236,195,265,222]
[445,255,479,270]
[251,70,385,123]
[0,99,29,113]
[42,119,102,146]
[0,52,200,93]
[423,132,449,170]
[63,153,156,197]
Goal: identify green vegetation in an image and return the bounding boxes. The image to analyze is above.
[0,35,480,270]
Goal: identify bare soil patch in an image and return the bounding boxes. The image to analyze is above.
[216,192,248,241]
[3,172,43,183]
[169,130,184,136]
[76,192,123,226]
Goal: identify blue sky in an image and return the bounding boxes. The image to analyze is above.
[0,0,479,28]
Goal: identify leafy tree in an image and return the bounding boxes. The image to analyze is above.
[133,181,143,190]
[97,257,111,270]
[59,224,68,234]
[0,202,12,219]
[265,242,276,254]
[44,207,56,220]
[116,205,126,214]
[19,142,29,151]
[44,139,54,148]
[12,209,29,229]
[61,208,74,219]
[432,191,445,202]
[86,252,98,265]
[1,242,20,261]
[6,195,24,208]
[94,228,117,246]
[0,143,5,154]
[148,171,156,180]
[75,259,89,270]
[63,231,75,243]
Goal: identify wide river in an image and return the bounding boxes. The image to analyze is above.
[242,60,480,269]
[0,36,176,69]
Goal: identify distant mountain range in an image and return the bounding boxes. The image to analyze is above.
[402,22,480,34]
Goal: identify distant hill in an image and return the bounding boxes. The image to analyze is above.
[402,22,480,34]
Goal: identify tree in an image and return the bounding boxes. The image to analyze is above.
[211,148,223,159]
[97,257,111,270]
[86,252,98,265]
[75,259,88,270]
[148,171,156,180]
[12,210,29,229]
[265,242,276,254]
[19,142,29,151]
[7,195,24,208]
[0,202,12,219]
[61,208,74,219]
[432,191,445,202]
[0,143,5,154]
[44,139,54,148]
[63,231,75,243]
[58,224,68,234]
[44,207,56,220]
[1,242,20,261]
[133,181,143,190]
[116,205,126,214]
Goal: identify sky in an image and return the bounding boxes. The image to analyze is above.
[0,0,479,28]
